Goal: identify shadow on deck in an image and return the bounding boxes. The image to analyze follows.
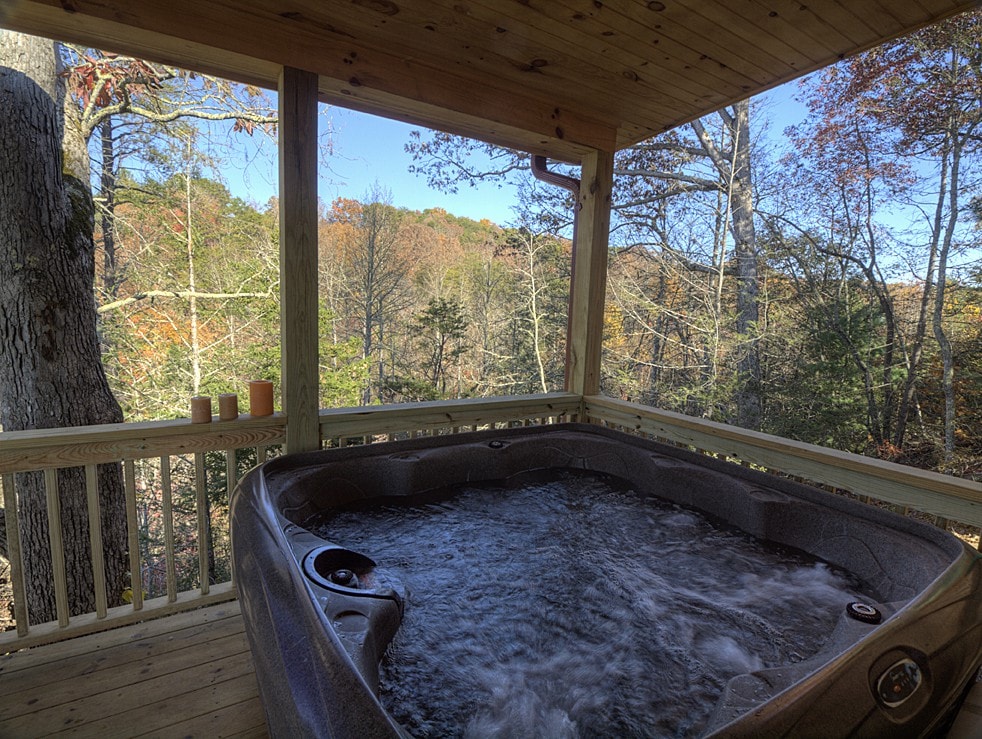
[0,601,267,738]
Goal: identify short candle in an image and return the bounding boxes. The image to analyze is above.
[219,393,239,421]
[248,380,274,417]
[190,396,212,424]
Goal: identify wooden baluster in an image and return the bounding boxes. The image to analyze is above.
[44,469,70,627]
[124,460,143,611]
[223,449,237,587]
[160,456,177,603]
[85,464,108,619]
[2,473,30,636]
[225,449,238,492]
[195,452,210,596]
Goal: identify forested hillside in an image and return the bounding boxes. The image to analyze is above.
[96,179,982,475]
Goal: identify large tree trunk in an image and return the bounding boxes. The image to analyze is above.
[0,31,128,625]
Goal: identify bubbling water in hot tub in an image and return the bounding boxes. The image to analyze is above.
[306,469,869,737]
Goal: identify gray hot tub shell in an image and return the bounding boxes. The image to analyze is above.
[230,423,982,737]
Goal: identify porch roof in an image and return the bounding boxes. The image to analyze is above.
[2,1,976,162]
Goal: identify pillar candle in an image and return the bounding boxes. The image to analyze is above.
[218,393,239,421]
[190,396,212,424]
[248,380,274,416]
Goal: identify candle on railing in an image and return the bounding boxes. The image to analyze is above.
[190,396,212,424]
[248,380,274,417]
[218,393,239,421]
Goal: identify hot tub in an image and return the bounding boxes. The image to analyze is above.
[230,424,981,737]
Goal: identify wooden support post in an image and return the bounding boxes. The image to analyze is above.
[279,67,320,453]
[566,149,614,398]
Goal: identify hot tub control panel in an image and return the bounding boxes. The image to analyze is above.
[876,657,922,708]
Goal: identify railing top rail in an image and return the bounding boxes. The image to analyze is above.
[0,394,579,475]
[318,392,580,420]
[318,392,581,437]
[584,396,982,498]
[584,395,982,526]
[0,414,287,474]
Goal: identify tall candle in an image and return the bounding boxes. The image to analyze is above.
[218,393,239,421]
[248,380,274,417]
[190,396,212,424]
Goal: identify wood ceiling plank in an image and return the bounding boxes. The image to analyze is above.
[605,0,972,146]
[869,0,967,29]
[794,0,881,45]
[615,121,664,150]
[227,0,695,133]
[846,0,938,32]
[413,0,722,137]
[736,1,848,57]
[0,0,280,91]
[758,0,871,52]
[4,0,613,155]
[558,0,803,86]
[443,0,755,110]
[655,1,830,73]
[316,75,605,162]
[870,0,938,27]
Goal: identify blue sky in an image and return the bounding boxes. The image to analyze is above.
[224,82,812,227]
[319,109,520,224]
[224,105,522,225]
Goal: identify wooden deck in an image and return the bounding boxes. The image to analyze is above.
[0,601,267,738]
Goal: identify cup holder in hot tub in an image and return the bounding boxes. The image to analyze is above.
[302,545,378,592]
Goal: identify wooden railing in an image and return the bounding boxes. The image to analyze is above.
[0,414,288,650]
[2,391,979,652]
[583,396,982,533]
[319,392,580,444]
[0,394,578,651]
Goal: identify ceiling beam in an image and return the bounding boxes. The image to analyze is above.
[0,0,613,161]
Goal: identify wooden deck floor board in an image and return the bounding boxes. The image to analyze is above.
[0,634,249,725]
[55,673,264,738]
[129,687,268,739]
[0,616,246,697]
[0,638,253,730]
[0,602,267,739]
[0,601,243,674]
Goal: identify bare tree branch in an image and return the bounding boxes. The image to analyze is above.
[614,168,720,191]
[98,289,274,313]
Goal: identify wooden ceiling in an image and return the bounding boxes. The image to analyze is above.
[1,0,977,161]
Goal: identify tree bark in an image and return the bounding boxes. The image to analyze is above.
[98,116,120,298]
[0,31,129,624]
[727,102,762,431]
[692,101,761,429]
[933,122,965,461]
